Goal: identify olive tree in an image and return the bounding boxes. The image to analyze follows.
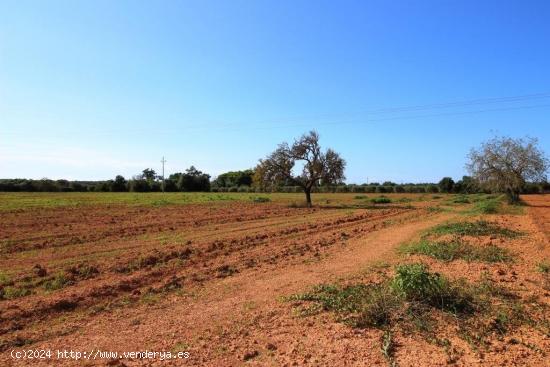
[256,131,346,206]
[466,136,548,203]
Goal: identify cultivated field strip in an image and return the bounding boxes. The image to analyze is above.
[0,202,430,349]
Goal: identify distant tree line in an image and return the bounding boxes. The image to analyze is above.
[0,166,211,192]
[1,172,548,194]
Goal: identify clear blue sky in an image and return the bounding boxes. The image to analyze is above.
[1,0,549,183]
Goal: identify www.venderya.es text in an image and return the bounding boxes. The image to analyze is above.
[10,349,190,361]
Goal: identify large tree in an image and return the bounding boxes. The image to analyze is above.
[176,166,211,192]
[256,131,346,207]
[141,168,157,182]
[213,169,254,188]
[438,177,455,193]
[466,136,548,203]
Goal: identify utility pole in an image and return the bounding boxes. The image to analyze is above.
[161,156,167,192]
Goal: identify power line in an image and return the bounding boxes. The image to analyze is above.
[4,92,550,138]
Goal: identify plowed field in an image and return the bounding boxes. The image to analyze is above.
[1,193,548,366]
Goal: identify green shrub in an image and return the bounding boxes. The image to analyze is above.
[289,283,402,328]
[537,260,550,273]
[429,220,522,238]
[1,286,31,299]
[355,285,403,328]
[43,272,73,291]
[391,263,476,314]
[371,196,392,204]
[401,240,512,263]
[473,199,501,214]
[354,195,368,200]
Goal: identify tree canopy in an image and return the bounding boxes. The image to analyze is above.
[467,136,548,203]
[255,131,346,206]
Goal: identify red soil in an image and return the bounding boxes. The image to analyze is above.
[1,195,549,366]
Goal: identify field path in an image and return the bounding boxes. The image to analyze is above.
[23,211,455,366]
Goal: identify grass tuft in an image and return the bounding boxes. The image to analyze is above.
[43,272,73,291]
[371,196,392,204]
[0,286,32,300]
[472,199,501,214]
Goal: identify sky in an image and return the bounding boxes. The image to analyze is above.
[1,0,549,184]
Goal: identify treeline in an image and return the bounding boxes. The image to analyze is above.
[1,170,548,194]
[0,166,211,193]
[212,176,549,194]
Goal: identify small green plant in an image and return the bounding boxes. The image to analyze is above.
[43,272,73,291]
[380,330,397,366]
[371,196,392,204]
[288,283,402,328]
[0,271,10,286]
[0,285,32,300]
[401,240,512,263]
[66,263,99,279]
[453,195,470,204]
[537,260,550,273]
[151,199,170,206]
[426,206,444,213]
[356,285,403,328]
[473,199,501,214]
[391,263,476,314]
[429,220,522,238]
[354,195,368,200]
[397,197,412,203]
[251,196,271,203]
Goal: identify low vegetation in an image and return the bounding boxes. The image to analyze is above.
[42,272,73,291]
[288,263,548,360]
[537,260,550,273]
[452,195,470,204]
[371,196,392,204]
[472,198,501,214]
[427,220,522,238]
[288,263,479,328]
[251,196,271,203]
[400,240,512,263]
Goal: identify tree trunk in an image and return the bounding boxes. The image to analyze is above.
[506,188,520,204]
[305,188,312,207]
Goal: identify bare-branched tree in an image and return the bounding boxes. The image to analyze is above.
[256,131,346,207]
[466,136,548,203]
